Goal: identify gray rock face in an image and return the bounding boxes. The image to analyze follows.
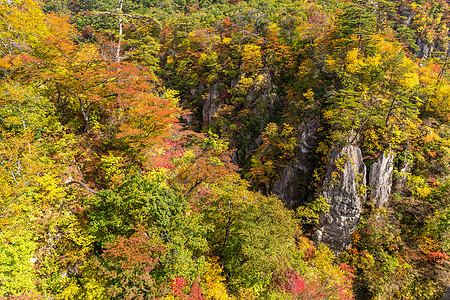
[394,152,412,195]
[202,83,220,125]
[272,118,319,209]
[443,287,450,300]
[246,70,275,111]
[397,7,434,60]
[315,144,366,252]
[417,38,434,59]
[399,9,414,26]
[230,69,278,165]
[272,162,308,209]
[369,152,394,208]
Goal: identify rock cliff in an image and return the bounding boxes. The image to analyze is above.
[369,152,394,208]
[202,82,220,126]
[315,144,366,252]
[272,118,319,209]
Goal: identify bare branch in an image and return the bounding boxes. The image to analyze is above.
[65,180,98,195]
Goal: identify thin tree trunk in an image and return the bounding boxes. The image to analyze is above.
[439,50,449,79]
[116,0,123,63]
[65,180,97,194]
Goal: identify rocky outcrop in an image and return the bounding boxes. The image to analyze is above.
[272,118,319,209]
[246,70,276,113]
[202,83,220,125]
[394,149,412,195]
[369,152,394,208]
[417,38,434,59]
[272,162,308,209]
[190,82,205,97]
[315,144,366,252]
[230,69,278,165]
[399,8,414,26]
[397,7,441,60]
[443,287,450,300]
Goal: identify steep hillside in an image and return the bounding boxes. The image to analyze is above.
[0,0,449,299]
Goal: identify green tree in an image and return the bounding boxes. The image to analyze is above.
[86,174,209,284]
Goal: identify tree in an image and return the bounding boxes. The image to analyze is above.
[86,174,209,284]
[194,175,298,296]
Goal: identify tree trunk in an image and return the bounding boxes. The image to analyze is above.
[116,0,123,63]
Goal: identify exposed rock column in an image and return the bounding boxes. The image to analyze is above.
[394,145,412,195]
[272,119,319,209]
[315,145,366,252]
[369,152,394,208]
[202,83,220,125]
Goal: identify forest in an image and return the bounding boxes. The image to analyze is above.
[0,0,449,299]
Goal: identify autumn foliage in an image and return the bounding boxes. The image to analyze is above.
[0,0,449,299]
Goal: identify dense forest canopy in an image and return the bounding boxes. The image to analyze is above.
[0,0,449,299]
